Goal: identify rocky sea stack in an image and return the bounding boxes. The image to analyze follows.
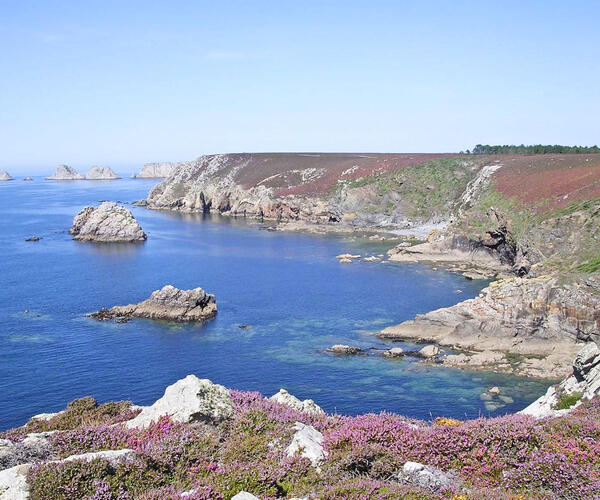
[133,162,176,178]
[69,202,147,242]
[46,165,85,180]
[90,285,217,323]
[0,171,13,181]
[85,166,120,180]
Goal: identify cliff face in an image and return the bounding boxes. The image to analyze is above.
[134,162,177,178]
[86,166,120,180]
[46,165,85,180]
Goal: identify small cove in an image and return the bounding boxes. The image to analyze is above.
[0,177,552,429]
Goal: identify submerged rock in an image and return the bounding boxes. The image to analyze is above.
[270,389,324,415]
[0,171,13,181]
[133,162,177,178]
[328,344,364,355]
[70,202,146,242]
[46,165,85,180]
[125,375,233,428]
[25,236,41,242]
[85,166,120,180]
[90,285,217,323]
[382,347,405,358]
[23,177,33,181]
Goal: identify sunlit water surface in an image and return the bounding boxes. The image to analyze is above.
[0,177,551,429]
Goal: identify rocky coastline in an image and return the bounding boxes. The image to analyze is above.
[90,285,217,323]
[2,345,600,499]
[141,152,600,380]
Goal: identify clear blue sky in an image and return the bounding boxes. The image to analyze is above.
[1,1,599,173]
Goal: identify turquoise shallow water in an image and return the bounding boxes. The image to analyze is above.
[0,177,551,429]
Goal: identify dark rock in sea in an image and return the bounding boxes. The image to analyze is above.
[237,324,251,330]
[25,236,42,242]
[89,285,217,323]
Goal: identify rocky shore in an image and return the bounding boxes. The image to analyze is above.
[2,345,600,499]
[90,285,217,323]
[69,202,147,242]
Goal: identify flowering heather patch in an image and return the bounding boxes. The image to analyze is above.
[8,387,600,499]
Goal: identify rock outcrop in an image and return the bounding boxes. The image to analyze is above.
[0,171,13,181]
[379,274,600,378]
[85,166,120,180]
[270,389,324,415]
[46,165,85,180]
[327,344,364,355]
[69,202,147,242]
[521,343,600,418]
[396,461,459,493]
[0,463,30,500]
[285,422,327,466]
[125,375,233,428]
[133,162,177,178]
[90,285,217,323]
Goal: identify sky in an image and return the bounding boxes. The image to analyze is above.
[1,1,599,173]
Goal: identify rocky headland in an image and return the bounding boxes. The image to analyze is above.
[69,202,147,242]
[90,285,217,323]
[85,166,120,180]
[2,350,600,499]
[133,162,177,178]
[0,171,13,181]
[46,165,85,180]
[142,152,600,380]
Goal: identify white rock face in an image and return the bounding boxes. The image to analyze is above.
[69,202,146,242]
[133,162,177,178]
[46,165,85,180]
[231,492,260,500]
[86,166,120,180]
[286,422,327,466]
[0,464,30,500]
[58,449,136,466]
[270,389,324,415]
[125,375,233,428]
[0,171,13,181]
[419,345,440,358]
[398,460,457,492]
[521,343,600,418]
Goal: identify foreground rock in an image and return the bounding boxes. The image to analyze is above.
[85,166,120,180]
[285,422,327,466]
[69,202,146,242]
[91,285,217,323]
[397,461,459,493]
[133,162,177,178]
[379,274,600,378]
[270,389,324,415]
[46,165,85,180]
[125,375,233,428]
[0,463,29,499]
[0,171,13,181]
[327,344,364,355]
[521,342,600,418]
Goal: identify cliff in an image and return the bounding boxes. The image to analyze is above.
[133,162,177,178]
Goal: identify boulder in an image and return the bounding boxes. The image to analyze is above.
[46,165,85,180]
[0,464,30,500]
[328,344,363,355]
[58,449,136,466]
[397,461,458,492]
[70,202,146,242]
[270,389,324,415]
[231,493,260,500]
[85,166,120,180]
[418,345,440,358]
[90,285,217,323]
[286,422,327,466]
[382,347,404,358]
[125,375,233,428]
[0,171,13,181]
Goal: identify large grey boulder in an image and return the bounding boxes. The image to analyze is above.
[86,166,120,180]
[397,461,458,492]
[69,202,146,242]
[0,171,12,181]
[46,165,85,180]
[125,375,233,428]
[90,285,217,323]
[286,422,327,466]
[270,389,324,415]
[521,342,600,418]
[133,162,176,178]
[0,464,30,500]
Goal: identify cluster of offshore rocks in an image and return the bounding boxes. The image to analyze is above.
[327,343,441,359]
[47,165,121,180]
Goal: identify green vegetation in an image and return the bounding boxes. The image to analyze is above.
[577,255,600,273]
[468,144,600,155]
[555,392,583,410]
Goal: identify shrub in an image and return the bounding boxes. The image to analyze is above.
[555,392,583,410]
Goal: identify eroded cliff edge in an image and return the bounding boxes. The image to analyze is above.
[144,152,600,378]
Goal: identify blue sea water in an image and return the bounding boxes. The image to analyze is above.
[0,177,551,430]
